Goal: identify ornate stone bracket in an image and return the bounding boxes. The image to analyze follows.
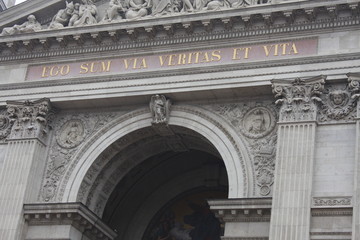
[6,98,54,143]
[23,203,117,240]
[272,75,326,122]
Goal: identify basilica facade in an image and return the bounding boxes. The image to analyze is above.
[0,0,359,239]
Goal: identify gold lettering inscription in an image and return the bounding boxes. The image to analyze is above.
[263,42,299,57]
[80,61,111,74]
[232,47,251,60]
[124,58,147,69]
[41,65,70,78]
[159,50,222,67]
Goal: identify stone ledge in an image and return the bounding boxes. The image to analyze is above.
[23,202,117,240]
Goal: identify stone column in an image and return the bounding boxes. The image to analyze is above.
[349,73,360,240]
[269,76,326,240]
[0,99,53,240]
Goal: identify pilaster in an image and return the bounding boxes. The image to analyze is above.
[0,98,53,240]
[269,76,326,240]
[349,73,360,240]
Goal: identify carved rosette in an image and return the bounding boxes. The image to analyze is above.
[272,76,326,122]
[6,98,54,142]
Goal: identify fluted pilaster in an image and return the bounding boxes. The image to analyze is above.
[269,76,326,240]
[0,98,53,240]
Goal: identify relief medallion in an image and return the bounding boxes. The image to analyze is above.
[56,119,86,149]
[241,107,275,139]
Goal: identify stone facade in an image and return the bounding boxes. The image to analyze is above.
[0,0,359,239]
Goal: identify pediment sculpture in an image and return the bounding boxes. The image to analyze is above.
[0,0,271,35]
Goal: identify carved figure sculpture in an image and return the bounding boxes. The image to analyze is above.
[125,0,149,19]
[0,15,42,36]
[68,3,80,26]
[248,109,266,134]
[73,0,98,26]
[193,0,207,11]
[203,0,230,10]
[102,0,126,22]
[329,90,347,106]
[49,1,75,29]
[149,0,177,16]
[150,94,171,124]
[231,0,250,8]
[179,0,194,12]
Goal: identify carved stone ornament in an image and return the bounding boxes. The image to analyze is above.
[241,107,275,139]
[313,197,352,208]
[0,112,12,141]
[0,15,42,36]
[56,119,86,149]
[272,76,326,122]
[318,86,357,122]
[6,98,54,142]
[41,112,118,202]
[150,94,171,125]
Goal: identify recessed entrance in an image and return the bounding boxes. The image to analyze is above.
[84,125,228,240]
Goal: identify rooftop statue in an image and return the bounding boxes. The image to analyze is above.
[102,0,126,22]
[0,15,41,36]
[73,0,98,27]
[124,0,149,20]
[0,0,272,35]
[49,1,75,29]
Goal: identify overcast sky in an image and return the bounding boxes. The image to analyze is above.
[15,0,27,4]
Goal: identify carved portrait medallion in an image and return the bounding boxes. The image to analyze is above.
[56,119,86,149]
[241,107,275,139]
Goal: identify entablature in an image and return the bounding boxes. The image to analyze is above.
[0,0,359,62]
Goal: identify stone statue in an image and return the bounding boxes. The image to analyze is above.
[125,0,149,19]
[149,0,178,16]
[231,0,250,7]
[49,1,75,29]
[73,0,98,27]
[0,15,42,36]
[68,3,80,27]
[203,0,230,10]
[179,0,194,12]
[150,94,171,124]
[102,0,126,22]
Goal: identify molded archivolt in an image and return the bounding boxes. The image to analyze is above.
[59,104,254,205]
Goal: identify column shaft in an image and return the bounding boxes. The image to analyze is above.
[270,123,316,240]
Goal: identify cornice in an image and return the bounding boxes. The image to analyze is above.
[0,1,359,62]
[23,202,117,240]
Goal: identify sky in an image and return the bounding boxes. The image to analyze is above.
[15,0,27,4]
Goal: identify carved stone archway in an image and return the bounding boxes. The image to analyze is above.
[59,105,253,203]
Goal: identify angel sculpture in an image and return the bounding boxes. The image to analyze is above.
[150,95,171,124]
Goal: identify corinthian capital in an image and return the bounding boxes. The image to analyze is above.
[272,75,326,122]
[6,98,54,142]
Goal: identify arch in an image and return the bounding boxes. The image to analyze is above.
[59,105,254,202]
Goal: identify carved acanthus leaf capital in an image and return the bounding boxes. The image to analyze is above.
[6,98,54,142]
[272,75,326,122]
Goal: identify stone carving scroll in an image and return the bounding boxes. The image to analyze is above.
[272,76,326,122]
